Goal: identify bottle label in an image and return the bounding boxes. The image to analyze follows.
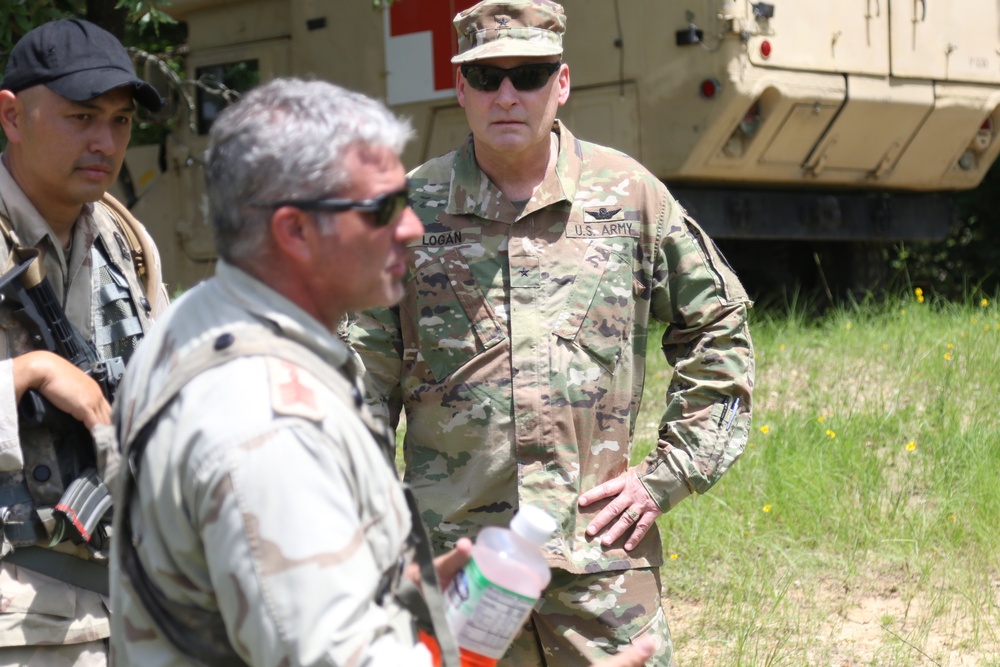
[444,557,537,659]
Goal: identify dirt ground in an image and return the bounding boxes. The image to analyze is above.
[664,572,1000,666]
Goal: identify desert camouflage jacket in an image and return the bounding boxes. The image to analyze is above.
[0,161,166,647]
[347,121,755,573]
[111,261,434,666]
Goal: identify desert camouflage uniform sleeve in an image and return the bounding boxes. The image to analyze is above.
[189,420,425,665]
[638,195,755,512]
[345,306,405,431]
[0,235,24,466]
[0,359,18,467]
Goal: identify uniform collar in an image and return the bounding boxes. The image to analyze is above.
[446,119,582,221]
[0,158,96,263]
[214,260,350,371]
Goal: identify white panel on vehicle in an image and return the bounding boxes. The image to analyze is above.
[889,0,1000,84]
[747,1,889,76]
[803,76,934,180]
[558,84,641,161]
[761,103,841,166]
[384,0,477,106]
[385,28,455,106]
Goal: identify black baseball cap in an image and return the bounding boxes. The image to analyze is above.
[1,19,164,112]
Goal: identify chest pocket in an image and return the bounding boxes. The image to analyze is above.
[403,248,505,382]
[552,241,635,373]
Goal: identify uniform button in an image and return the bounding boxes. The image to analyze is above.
[33,465,51,482]
[352,386,363,408]
[214,333,235,350]
[140,297,151,312]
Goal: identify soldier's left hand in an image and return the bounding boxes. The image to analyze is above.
[578,467,662,551]
[405,536,473,592]
[433,536,473,590]
[590,636,656,667]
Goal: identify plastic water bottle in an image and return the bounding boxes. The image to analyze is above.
[444,505,558,667]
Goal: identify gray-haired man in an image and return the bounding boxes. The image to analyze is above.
[110,77,656,667]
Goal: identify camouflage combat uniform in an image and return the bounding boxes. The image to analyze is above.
[111,261,439,666]
[0,161,166,666]
[347,121,755,665]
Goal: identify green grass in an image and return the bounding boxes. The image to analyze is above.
[635,293,1000,666]
[393,292,999,664]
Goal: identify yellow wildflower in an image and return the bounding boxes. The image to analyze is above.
[763,505,772,513]
[670,553,679,561]
[947,343,953,349]
[905,441,917,451]
[825,429,836,438]
[817,415,826,423]
[760,425,770,434]
[982,298,989,307]
[944,352,952,361]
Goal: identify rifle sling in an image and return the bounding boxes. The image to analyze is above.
[4,546,108,596]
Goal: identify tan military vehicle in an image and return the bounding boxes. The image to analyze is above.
[119,0,1000,293]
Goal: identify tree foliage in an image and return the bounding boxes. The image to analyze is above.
[891,161,1000,300]
[1,0,176,74]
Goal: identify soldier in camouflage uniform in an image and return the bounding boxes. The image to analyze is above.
[107,76,448,667]
[345,1,755,665]
[0,19,168,667]
[110,77,659,667]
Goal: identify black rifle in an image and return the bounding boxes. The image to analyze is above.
[0,247,122,544]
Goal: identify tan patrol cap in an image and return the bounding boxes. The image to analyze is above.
[451,0,566,64]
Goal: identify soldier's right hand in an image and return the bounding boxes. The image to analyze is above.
[590,636,656,667]
[12,351,112,429]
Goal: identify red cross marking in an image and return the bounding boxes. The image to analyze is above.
[279,365,317,411]
[389,0,479,92]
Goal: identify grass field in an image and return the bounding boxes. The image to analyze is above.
[635,293,1000,666]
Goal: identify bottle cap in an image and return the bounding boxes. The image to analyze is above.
[510,504,558,546]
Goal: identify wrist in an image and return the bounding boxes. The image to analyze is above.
[11,350,55,400]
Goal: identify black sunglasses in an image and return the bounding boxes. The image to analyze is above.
[250,183,411,228]
[460,62,561,92]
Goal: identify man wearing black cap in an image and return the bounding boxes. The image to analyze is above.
[0,18,168,666]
